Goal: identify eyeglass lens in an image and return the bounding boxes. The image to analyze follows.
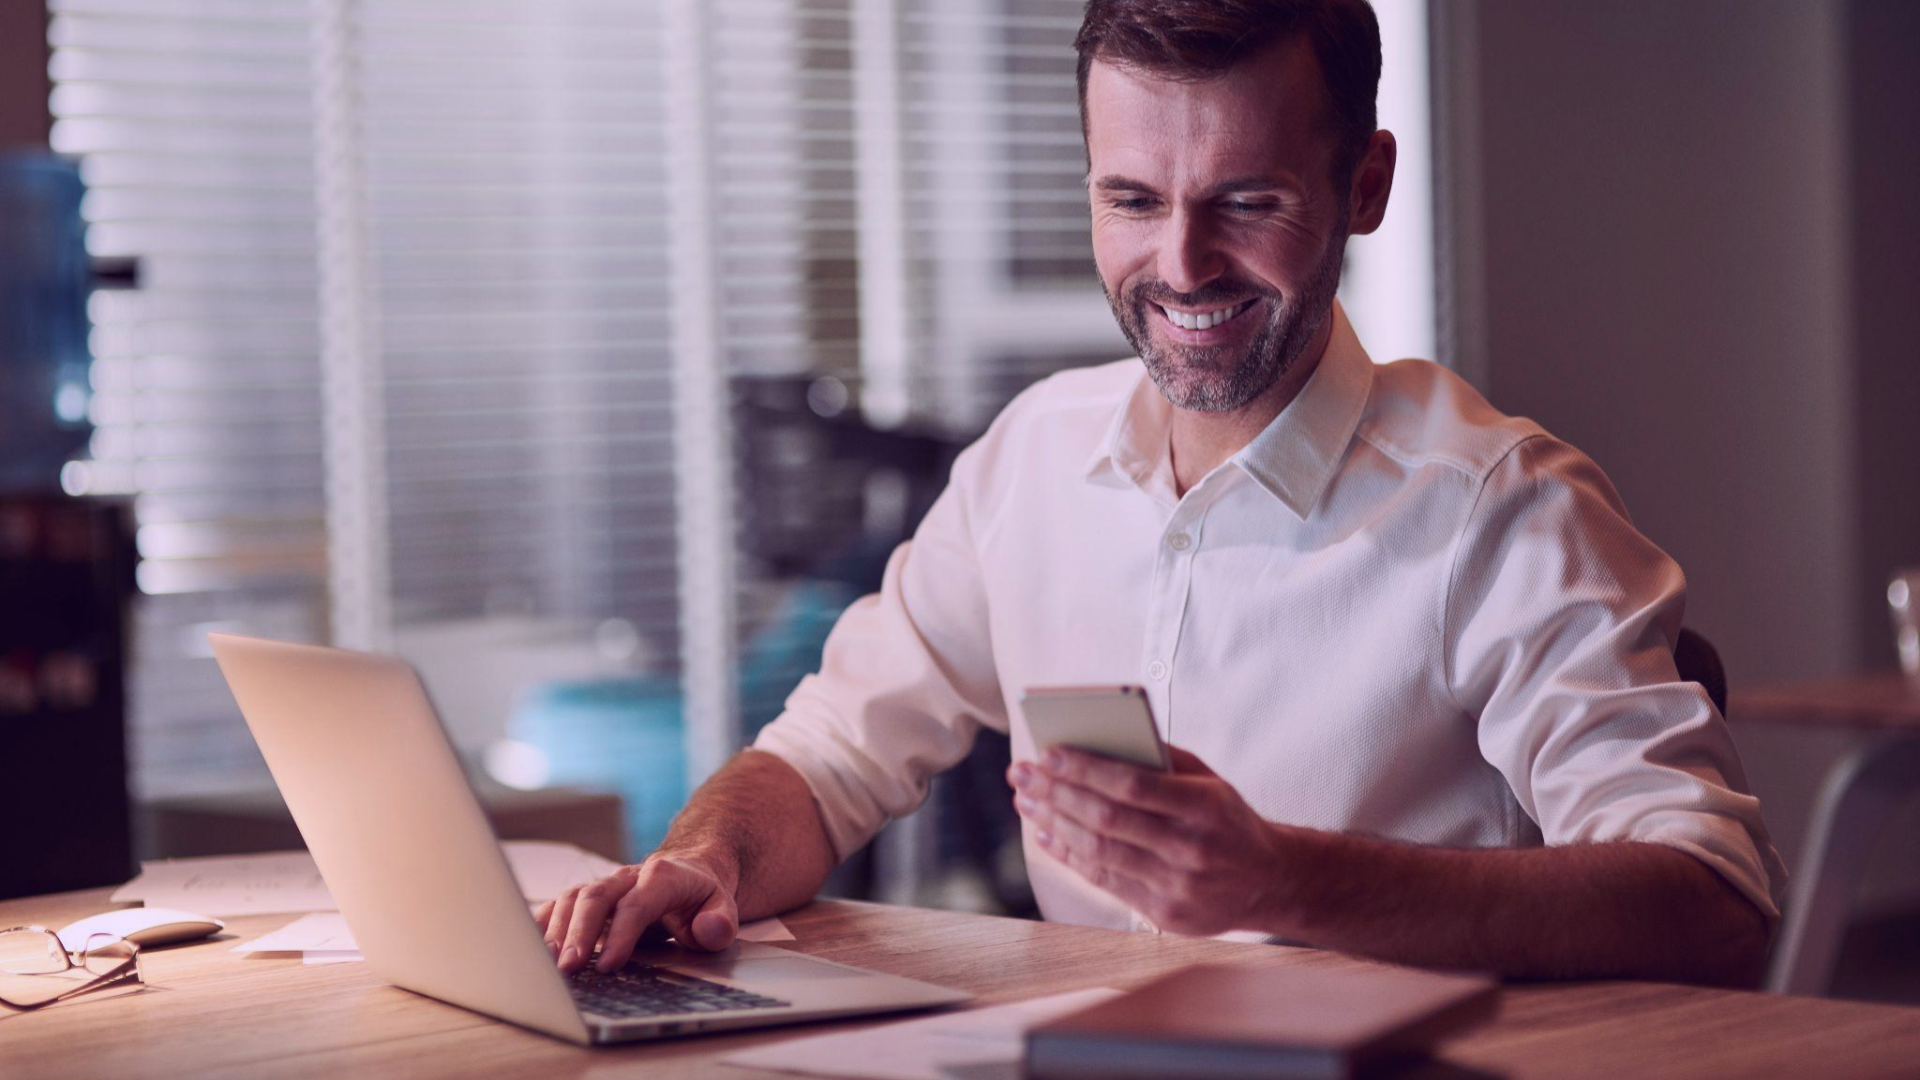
[0,928,68,976]
[0,928,138,1009]
[80,932,137,977]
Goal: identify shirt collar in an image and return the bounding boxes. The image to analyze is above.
[1083,364,1178,500]
[1233,301,1374,518]
[1083,299,1375,519]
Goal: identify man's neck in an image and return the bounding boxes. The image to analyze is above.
[1168,315,1334,498]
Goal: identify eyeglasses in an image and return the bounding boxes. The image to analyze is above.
[0,926,143,1011]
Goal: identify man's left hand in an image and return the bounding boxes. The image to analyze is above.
[1008,746,1290,936]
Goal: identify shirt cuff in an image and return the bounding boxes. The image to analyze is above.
[751,715,898,863]
[1619,810,1784,926]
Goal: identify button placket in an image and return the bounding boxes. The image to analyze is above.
[1143,491,1208,743]
[1133,492,1211,938]
[1140,519,1179,724]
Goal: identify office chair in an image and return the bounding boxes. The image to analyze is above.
[1674,627,1728,716]
[1671,626,1905,1000]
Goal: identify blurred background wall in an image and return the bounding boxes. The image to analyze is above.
[1435,0,1920,917]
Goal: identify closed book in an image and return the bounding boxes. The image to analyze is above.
[1024,963,1498,1080]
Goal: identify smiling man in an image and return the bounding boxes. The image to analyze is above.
[539,0,1784,987]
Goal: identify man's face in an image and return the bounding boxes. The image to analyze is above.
[1085,37,1352,413]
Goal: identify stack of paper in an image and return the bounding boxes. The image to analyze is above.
[113,841,792,964]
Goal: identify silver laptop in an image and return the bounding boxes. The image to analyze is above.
[209,632,970,1046]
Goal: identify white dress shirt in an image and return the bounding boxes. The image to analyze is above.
[755,301,1786,935]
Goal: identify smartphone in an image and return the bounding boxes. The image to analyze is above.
[1020,684,1169,771]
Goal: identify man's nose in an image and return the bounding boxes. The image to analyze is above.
[1157,207,1225,295]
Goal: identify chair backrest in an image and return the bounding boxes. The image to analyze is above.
[1674,627,1728,716]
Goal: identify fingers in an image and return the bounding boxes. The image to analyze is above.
[1026,794,1172,883]
[685,887,740,951]
[593,858,729,972]
[560,870,636,974]
[1030,814,1162,908]
[598,875,677,973]
[1164,746,1217,777]
[1014,778,1183,857]
[1028,748,1210,816]
[543,886,583,959]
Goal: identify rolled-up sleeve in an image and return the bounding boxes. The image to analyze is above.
[1447,435,1787,921]
[752,442,1007,862]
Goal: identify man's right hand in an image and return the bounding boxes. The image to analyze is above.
[535,853,740,975]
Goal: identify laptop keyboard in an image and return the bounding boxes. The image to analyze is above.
[569,964,790,1019]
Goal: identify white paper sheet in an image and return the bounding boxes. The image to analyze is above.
[233,909,793,963]
[302,953,364,965]
[735,917,796,943]
[110,850,333,915]
[230,912,357,955]
[114,841,624,916]
[719,987,1122,1080]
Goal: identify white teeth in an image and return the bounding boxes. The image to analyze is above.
[1159,301,1245,331]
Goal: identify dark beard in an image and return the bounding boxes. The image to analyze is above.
[1103,235,1347,413]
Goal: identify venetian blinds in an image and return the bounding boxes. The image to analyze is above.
[52,0,331,791]
[873,0,1126,434]
[53,0,1130,801]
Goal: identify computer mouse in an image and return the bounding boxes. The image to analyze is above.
[55,907,227,951]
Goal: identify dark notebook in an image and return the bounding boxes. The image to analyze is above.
[1024,963,1499,1080]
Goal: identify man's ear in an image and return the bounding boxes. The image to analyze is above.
[1346,129,1397,237]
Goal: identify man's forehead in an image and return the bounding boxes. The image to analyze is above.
[1083,37,1332,181]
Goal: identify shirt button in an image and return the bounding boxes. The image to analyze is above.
[1147,660,1168,681]
[1167,533,1192,551]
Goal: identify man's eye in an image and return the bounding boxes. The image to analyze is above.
[1108,197,1157,212]
[1225,200,1275,215]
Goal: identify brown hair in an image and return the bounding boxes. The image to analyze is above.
[1073,0,1383,182]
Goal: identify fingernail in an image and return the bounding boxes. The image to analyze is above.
[1045,749,1065,771]
[545,939,559,959]
[1036,828,1055,847]
[1010,767,1030,789]
[1014,795,1038,817]
[560,946,579,969]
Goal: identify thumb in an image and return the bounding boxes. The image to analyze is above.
[686,886,740,951]
[1166,746,1218,777]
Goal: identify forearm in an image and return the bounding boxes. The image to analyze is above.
[655,749,838,921]
[1265,830,1771,986]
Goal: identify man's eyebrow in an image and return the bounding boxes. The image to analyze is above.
[1210,176,1297,195]
[1088,175,1300,195]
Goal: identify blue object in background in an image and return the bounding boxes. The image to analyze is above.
[507,579,860,858]
[510,676,689,857]
[0,152,95,494]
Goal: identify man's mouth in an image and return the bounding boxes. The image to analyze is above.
[1154,299,1254,332]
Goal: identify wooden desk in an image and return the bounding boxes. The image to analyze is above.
[4,888,1919,1080]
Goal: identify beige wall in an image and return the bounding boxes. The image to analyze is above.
[1439,0,1920,912]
